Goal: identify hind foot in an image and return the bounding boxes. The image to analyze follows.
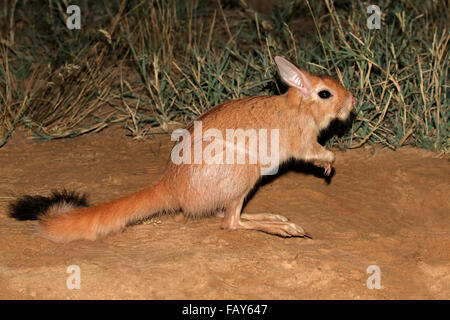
[238,220,306,237]
[241,213,289,222]
[221,197,308,238]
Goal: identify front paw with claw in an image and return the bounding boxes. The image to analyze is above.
[313,161,333,176]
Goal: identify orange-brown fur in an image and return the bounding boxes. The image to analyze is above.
[35,56,355,242]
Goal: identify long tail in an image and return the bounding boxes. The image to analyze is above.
[9,180,174,242]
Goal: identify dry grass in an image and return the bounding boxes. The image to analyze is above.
[0,0,448,151]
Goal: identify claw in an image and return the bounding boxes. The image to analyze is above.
[324,163,332,176]
[314,161,333,176]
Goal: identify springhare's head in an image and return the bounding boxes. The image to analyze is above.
[274,55,356,129]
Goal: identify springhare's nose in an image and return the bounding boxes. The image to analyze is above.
[352,96,357,106]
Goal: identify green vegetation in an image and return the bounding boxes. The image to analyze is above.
[0,0,448,151]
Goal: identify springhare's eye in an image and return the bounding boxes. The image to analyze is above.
[318,90,332,99]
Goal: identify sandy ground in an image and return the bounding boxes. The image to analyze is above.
[0,127,449,299]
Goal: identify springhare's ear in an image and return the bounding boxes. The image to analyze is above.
[274,56,311,96]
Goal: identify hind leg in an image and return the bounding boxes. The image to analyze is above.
[221,197,307,237]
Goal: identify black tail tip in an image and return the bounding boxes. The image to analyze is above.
[9,189,89,221]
